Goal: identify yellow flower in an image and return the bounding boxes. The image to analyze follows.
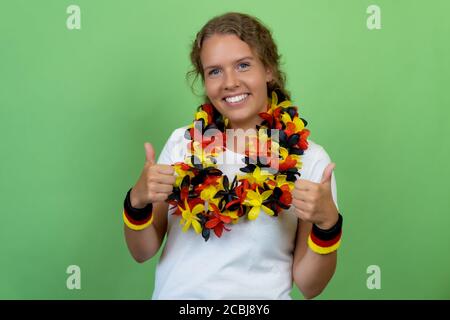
[222,210,239,224]
[267,175,295,191]
[174,163,195,187]
[179,199,204,234]
[237,166,271,186]
[189,141,217,167]
[278,147,302,170]
[268,91,292,114]
[279,147,289,161]
[207,193,221,208]
[195,110,209,125]
[281,112,304,133]
[200,185,219,202]
[245,129,274,158]
[243,189,274,220]
[188,110,209,129]
[293,154,302,169]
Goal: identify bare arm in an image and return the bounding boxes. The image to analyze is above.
[123,142,174,263]
[291,161,340,299]
[124,197,168,263]
[292,219,337,299]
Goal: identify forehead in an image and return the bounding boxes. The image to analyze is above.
[200,34,256,65]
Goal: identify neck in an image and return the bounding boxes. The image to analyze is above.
[225,132,246,155]
[227,106,268,132]
[226,119,262,155]
[228,121,258,132]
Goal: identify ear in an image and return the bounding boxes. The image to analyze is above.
[265,66,273,83]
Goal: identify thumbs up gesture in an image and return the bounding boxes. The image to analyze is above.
[292,163,339,229]
[129,142,176,209]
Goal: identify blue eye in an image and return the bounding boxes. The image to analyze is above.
[238,62,250,70]
[208,69,221,76]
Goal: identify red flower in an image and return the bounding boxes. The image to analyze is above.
[298,129,310,150]
[194,175,221,193]
[285,122,297,137]
[201,103,214,124]
[279,156,297,171]
[205,205,232,238]
[279,185,292,206]
[259,111,274,127]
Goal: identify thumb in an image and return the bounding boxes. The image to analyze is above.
[320,162,335,184]
[144,142,156,165]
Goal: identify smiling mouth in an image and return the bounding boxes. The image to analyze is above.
[223,93,250,105]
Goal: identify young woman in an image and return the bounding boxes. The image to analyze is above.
[123,12,342,300]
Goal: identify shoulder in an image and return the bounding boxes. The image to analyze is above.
[157,125,190,165]
[166,125,190,143]
[302,139,330,162]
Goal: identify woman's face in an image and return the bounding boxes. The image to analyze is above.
[200,34,273,131]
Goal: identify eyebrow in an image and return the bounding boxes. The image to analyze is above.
[203,56,254,71]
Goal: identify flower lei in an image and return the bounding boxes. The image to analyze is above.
[166,90,310,241]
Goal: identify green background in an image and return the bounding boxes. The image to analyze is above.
[1,0,449,299]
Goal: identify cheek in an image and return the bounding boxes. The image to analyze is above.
[249,71,268,93]
[250,79,268,104]
[204,79,220,97]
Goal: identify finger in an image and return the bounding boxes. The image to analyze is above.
[295,178,315,191]
[150,173,177,185]
[150,192,170,203]
[149,182,173,194]
[292,189,310,202]
[292,198,308,210]
[292,201,310,220]
[144,142,156,165]
[321,162,335,184]
[155,164,175,175]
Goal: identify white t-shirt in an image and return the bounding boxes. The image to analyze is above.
[152,126,338,300]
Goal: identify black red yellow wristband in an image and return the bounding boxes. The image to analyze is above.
[307,213,343,254]
[123,188,154,230]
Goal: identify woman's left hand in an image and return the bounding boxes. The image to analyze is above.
[292,163,339,229]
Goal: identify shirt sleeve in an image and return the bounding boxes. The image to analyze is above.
[307,146,339,210]
[156,127,188,165]
[157,134,174,165]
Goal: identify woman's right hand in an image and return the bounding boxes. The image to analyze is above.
[130,142,176,209]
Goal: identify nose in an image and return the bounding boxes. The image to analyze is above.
[223,69,240,90]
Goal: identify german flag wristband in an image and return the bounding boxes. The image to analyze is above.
[123,188,154,230]
[308,213,343,255]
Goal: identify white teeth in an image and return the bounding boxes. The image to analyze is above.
[225,93,248,103]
